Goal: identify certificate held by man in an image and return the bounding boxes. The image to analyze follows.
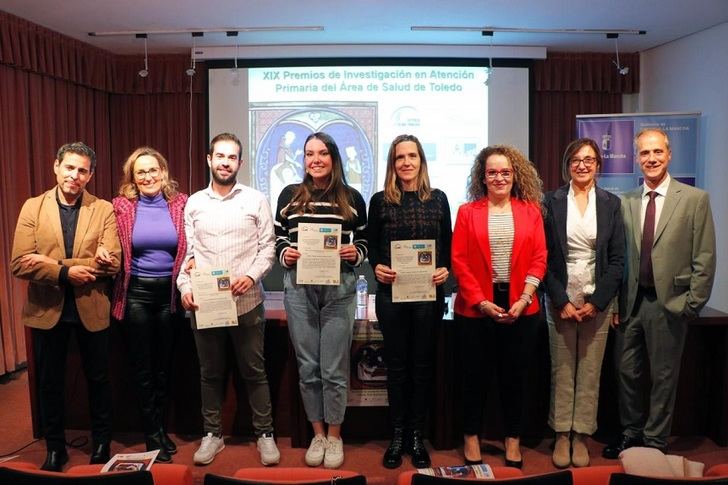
[190,268,239,329]
[391,239,436,302]
[296,222,342,285]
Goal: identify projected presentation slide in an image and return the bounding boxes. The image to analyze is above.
[247,66,488,214]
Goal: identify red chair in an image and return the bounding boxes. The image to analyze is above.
[205,468,365,485]
[571,465,625,485]
[707,467,728,478]
[407,470,572,485]
[68,463,193,485]
[397,467,524,485]
[609,473,728,485]
[0,464,153,484]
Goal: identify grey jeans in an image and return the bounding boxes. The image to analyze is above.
[283,269,356,425]
[192,303,274,436]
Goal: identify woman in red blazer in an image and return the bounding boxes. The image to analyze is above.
[452,145,546,469]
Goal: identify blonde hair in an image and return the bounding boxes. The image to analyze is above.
[466,145,543,207]
[383,134,432,205]
[118,147,179,200]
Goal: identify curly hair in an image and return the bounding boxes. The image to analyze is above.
[466,145,543,206]
[118,147,179,201]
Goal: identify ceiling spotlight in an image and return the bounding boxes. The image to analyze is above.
[187,32,202,77]
[137,34,149,78]
[609,33,630,76]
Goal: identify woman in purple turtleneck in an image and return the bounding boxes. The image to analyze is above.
[110,147,187,462]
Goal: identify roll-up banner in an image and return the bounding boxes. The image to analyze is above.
[576,112,701,195]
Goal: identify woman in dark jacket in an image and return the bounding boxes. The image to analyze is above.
[542,138,624,468]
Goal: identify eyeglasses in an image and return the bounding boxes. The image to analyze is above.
[569,156,597,167]
[134,167,161,180]
[485,169,513,180]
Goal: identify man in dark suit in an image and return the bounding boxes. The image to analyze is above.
[10,142,121,471]
[603,128,716,458]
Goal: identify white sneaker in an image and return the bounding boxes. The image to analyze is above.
[257,432,281,466]
[324,436,344,469]
[193,432,224,465]
[305,434,327,467]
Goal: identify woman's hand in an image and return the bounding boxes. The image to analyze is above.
[339,244,358,263]
[283,248,301,266]
[575,302,598,321]
[479,300,511,323]
[432,267,449,286]
[505,299,528,323]
[559,302,582,322]
[375,264,396,284]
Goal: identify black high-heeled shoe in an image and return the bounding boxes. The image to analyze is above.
[464,457,483,466]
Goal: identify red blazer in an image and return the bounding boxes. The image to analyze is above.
[452,197,547,318]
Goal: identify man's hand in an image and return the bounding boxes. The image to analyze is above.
[68,265,97,286]
[231,276,255,296]
[611,313,620,329]
[19,253,55,270]
[94,247,114,266]
[184,257,196,274]
[181,292,198,311]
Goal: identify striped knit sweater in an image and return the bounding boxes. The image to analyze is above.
[274,183,368,269]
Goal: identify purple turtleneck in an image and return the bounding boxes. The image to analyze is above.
[131,192,177,277]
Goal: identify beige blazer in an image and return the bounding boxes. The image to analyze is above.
[10,188,121,331]
[619,178,716,321]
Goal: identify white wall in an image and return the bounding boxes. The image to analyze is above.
[638,22,728,311]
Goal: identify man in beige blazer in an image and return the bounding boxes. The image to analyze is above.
[10,142,121,471]
[603,128,716,458]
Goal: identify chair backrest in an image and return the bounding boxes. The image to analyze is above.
[68,464,194,485]
[205,473,366,485]
[411,471,573,485]
[609,474,728,485]
[0,466,154,485]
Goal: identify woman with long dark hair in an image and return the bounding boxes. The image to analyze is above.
[274,132,368,469]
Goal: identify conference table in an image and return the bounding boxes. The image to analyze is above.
[26,293,728,448]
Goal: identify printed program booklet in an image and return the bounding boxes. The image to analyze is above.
[101,450,159,472]
[416,464,494,479]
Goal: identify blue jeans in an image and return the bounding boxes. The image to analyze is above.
[284,269,356,425]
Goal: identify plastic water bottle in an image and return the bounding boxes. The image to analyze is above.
[356,274,368,320]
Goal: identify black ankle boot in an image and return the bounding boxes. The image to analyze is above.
[410,430,431,469]
[383,428,405,469]
[158,427,177,455]
[146,432,172,463]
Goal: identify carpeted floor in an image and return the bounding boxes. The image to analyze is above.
[2,369,727,484]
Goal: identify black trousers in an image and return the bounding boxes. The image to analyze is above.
[121,276,176,434]
[376,290,441,432]
[456,286,539,438]
[32,319,111,451]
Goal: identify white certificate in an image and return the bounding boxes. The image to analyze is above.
[190,268,239,329]
[391,239,436,302]
[296,222,342,285]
